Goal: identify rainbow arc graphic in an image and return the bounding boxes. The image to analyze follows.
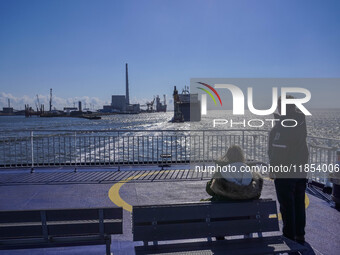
[197,82,222,106]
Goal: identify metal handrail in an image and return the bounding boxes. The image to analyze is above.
[0,129,339,185]
[1,129,338,142]
[0,129,269,133]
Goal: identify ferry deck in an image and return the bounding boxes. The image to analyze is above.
[0,164,339,255]
[0,130,339,254]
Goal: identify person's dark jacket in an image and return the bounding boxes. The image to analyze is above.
[268,109,309,178]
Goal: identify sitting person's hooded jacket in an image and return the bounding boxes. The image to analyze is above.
[206,161,263,200]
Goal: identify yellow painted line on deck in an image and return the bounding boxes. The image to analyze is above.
[109,171,310,219]
[108,170,170,212]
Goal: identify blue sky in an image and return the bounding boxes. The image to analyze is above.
[0,0,339,109]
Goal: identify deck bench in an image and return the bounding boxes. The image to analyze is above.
[132,200,306,254]
[0,207,122,255]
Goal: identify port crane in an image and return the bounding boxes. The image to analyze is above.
[146,97,155,112]
[35,95,44,113]
[140,97,155,112]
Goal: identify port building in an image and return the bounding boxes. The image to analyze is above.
[111,95,126,112]
[101,63,140,114]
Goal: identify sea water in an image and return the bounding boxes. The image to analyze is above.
[0,109,339,139]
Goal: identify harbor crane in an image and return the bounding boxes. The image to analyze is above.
[146,97,155,112]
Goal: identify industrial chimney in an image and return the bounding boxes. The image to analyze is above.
[125,63,130,105]
[49,88,52,112]
[78,101,82,112]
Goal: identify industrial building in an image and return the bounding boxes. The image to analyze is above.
[111,95,126,112]
[0,99,15,115]
[2,107,14,114]
[63,107,78,114]
[2,99,13,114]
[101,63,140,114]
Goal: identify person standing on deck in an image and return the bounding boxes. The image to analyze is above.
[268,96,309,244]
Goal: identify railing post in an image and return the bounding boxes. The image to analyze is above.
[123,134,125,165]
[203,131,205,164]
[74,132,77,172]
[30,131,34,173]
[253,135,257,160]
[323,139,333,192]
[161,130,164,158]
[117,131,120,171]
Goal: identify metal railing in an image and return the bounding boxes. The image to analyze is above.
[0,129,267,167]
[307,136,340,183]
[0,129,339,183]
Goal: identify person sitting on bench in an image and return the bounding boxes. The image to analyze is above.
[206,145,263,201]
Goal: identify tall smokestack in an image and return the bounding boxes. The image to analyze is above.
[49,88,52,112]
[125,63,130,105]
[78,101,82,112]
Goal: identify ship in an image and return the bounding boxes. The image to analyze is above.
[172,86,201,122]
[155,95,167,112]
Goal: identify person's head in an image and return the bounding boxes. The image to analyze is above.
[223,145,245,163]
[277,95,296,115]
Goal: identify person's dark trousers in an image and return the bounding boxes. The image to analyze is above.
[274,178,307,242]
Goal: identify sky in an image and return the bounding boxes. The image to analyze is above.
[0,0,339,110]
